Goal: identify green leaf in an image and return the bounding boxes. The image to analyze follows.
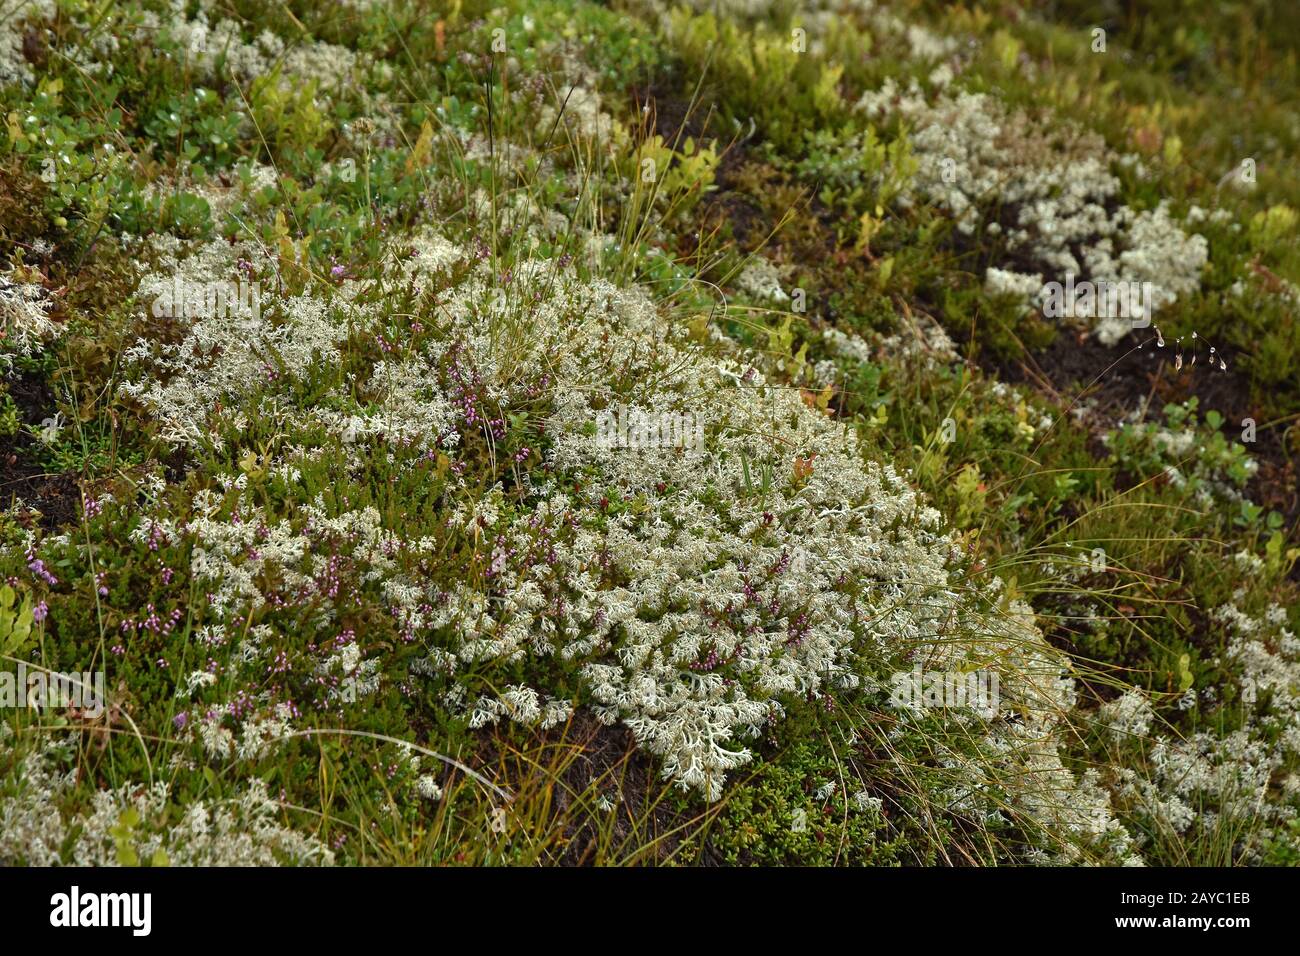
[0,590,36,657]
[116,843,139,867]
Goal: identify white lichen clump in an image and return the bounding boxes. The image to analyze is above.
[0,1,56,86]
[0,733,333,866]
[856,81,1208,344]
[106,213,1136,859]
[0,269,59,359]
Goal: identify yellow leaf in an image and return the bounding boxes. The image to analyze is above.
[877,256,894,287]
[855,211,880,252]
[686,313,710,342]
[405,120,434,176]
[992,30,1021,72]
[1163,135,1182,167]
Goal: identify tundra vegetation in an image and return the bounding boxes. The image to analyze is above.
[0,0,1298,866]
